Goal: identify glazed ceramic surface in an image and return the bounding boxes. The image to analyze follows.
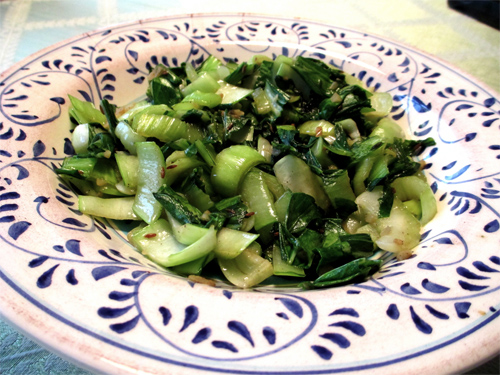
[0,14,499,375]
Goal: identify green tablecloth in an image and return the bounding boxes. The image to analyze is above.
[0,0,499,374]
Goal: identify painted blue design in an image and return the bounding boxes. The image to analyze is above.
[443,161,456,170]
[418,262,436,271]
[490,256,500,265]
[0,127,13,139]
[110,315,140,334]
[12,114,39,121]
[319,333,350,348]
[180,305,198,332]
[473,261,499,273]
[92,266,127,281]
[262,326,276,345]
[329,308,359,317]
[33,140,46,157]
[120,278,137,286]
[455,302,471,318]
[95,221,111,239]
[435,237,453,245]
[412,96,431,112]
[458,280,488,292]
[484,219,499,233]
[483,97,496,107]
[212,340,238,353]
[132,270,148,278]
[445,165,471,180]
[109,291,136,301]
[425,304,449,319]
[228,321,254,347]
[379,271,405,279]
[29,255,49,268]
[387,73,398,82]
[311,345,333,360]
[97,249,118,261]
[159,306,172,325]
[328,321,366,336]
[62,217,88,228]
[65,239,82,256]
[0,15,499,375]
[56,188,72,199]
[457,266,490,280]
[421,279,450,294]
[98,305,134,319]
[66,269,78,285]
[77,90,92,102]
[483,118,498,127]
[455,104,473,111]
[401,283,422,295]
[11,164,29,179]
[109,249,126,260]
[410,306,432,334]
[276,297,303,318]
[8,221,31,240]
[336,41,351,48]
[37,264,59,289]
[96,56,112,64]
[276,312,288,320]
[414,126,432,137]
[386,304,400,320]
[53,245,64,253]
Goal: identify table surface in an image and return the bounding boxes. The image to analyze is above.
[0,0,499,374]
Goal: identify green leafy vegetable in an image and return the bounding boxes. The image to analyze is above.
[57,53,438,290]
[154,185,203,225]
[301,258,382,289]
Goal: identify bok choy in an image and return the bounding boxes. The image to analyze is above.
[56,54,437,289]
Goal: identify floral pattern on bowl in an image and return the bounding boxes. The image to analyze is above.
[0,14,499,375]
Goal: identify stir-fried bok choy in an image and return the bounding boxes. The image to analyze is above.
[56,54,437,289]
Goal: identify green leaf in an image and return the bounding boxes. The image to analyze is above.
[316,233,350,270]
[100,99,118,140]
[263,80,290,120]
[149,76,183,107]
[295,228,323,268]
[205,196,250,230]
[285,193,322,234]
[348,136,384,167]
[222,110,257,140]
[55,156,97,179]
[87,131,116,158]
[224,62,254,85]
[385,138,422,182]
[335,85,373,120]
[68,95,107,126]
[323,124,353,157]
[293,56,344,97]
[301,258,382,289]
[154,185,203,225]
[254,60,274,88]
[378,184,395,218]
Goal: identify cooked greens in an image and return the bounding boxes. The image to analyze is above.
[56,54,437,289]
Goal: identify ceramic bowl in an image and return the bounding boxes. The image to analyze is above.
[0,14,499,375]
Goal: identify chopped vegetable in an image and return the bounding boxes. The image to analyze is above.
[57,54,437,289]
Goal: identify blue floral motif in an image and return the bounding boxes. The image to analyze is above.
[0,14,499,375]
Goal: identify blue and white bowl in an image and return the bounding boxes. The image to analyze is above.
[0,14,499,375]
